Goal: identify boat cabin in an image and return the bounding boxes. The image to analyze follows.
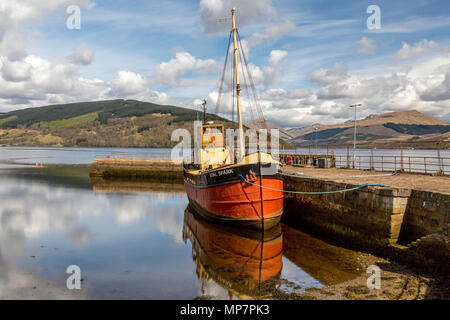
[199,123,232,170]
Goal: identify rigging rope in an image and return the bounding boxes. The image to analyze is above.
[215,31,233,115]
[237,30,265,122]
[239,174,386,194]
[231,44,235,124]
[237,43,255,122]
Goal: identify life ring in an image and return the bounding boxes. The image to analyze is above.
[286,156,292,165]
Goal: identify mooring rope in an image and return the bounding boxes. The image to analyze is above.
[280,171,396,179]
[239,174,386,195]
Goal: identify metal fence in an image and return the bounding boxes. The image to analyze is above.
[335,155,450,175]
[279,152,450,175]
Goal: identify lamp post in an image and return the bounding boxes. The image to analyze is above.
[349,104,362,168]
[314,126,318,153]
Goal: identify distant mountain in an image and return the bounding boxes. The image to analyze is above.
[268,110,449,149]
[0,103,447,149]
[245,119,294,141]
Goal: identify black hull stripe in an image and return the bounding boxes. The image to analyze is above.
[184,162,281,188]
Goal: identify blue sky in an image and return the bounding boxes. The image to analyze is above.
[1,0,449,127]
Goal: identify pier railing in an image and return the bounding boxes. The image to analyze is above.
[279,154,336,168]
[279,153,450,175]
[334,155,450,175]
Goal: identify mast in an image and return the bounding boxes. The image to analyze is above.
[231,8,245,160]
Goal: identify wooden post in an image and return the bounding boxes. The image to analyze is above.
[381,156,384,171]
[370,149,374,170]
[424,157,427,174]
[309,145,311,166]
[437,140,443,174]
[394,156,397,171]
[346,145,350,168]
[408,156,411,173]
[332,150,335,168]
[400,143,404,172]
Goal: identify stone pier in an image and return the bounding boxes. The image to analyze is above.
[89,157,184,182]
[282,167,449,274]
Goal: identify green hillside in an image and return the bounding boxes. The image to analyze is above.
[303,128,348,140]
[383,123,450,135]
[0,99,290,148]
[0,99,230,147]
[0,99,225,129]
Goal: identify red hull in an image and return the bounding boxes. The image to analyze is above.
[185,178,283,229]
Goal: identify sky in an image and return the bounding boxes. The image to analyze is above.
[0,0,449,128]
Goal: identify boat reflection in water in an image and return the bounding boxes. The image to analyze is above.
[183,208,283,299]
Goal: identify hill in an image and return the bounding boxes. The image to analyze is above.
[1,103,446,149]
[0,99,229,148]
[245,119,294,141]
[285,110,450,148]
[0,99,290,148]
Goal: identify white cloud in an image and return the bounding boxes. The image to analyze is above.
[199,0,278,33]
[242,20,296,54]
[156,51,220,86]
[308,63,348,86]
[0,58,32,82]
[0,30,27,61]
[0,0,94,25]
[69,44,94,66]
[420,71,450,101]
[0,9,13,41]
[395,39,438,60]
[357,37,377,55]
[262,50,288,87]
[109,70,152,97]
[268,49,288,65]
[368,16,450,34]
[0,54,109,109]
[0,0,95,61]
[214,55,450,127]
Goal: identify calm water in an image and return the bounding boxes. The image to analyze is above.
[1,146,448,166]
[0,147,375,299]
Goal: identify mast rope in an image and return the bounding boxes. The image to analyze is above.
[239,174,386,194]
[215,30,233,115]
[237,42,255,123]
[237,30,266,124]
[231,44,235,124]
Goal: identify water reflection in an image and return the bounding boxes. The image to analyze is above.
[0,172,192,299]
[183,208,283,299]
[0,163,368,299]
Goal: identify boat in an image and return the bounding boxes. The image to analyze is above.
[183,8,283,230]
[183,208,283,298]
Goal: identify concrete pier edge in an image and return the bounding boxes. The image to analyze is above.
[283,174,449,275]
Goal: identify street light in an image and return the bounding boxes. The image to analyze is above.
[314,126,318,152]
[349,103,362,168]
